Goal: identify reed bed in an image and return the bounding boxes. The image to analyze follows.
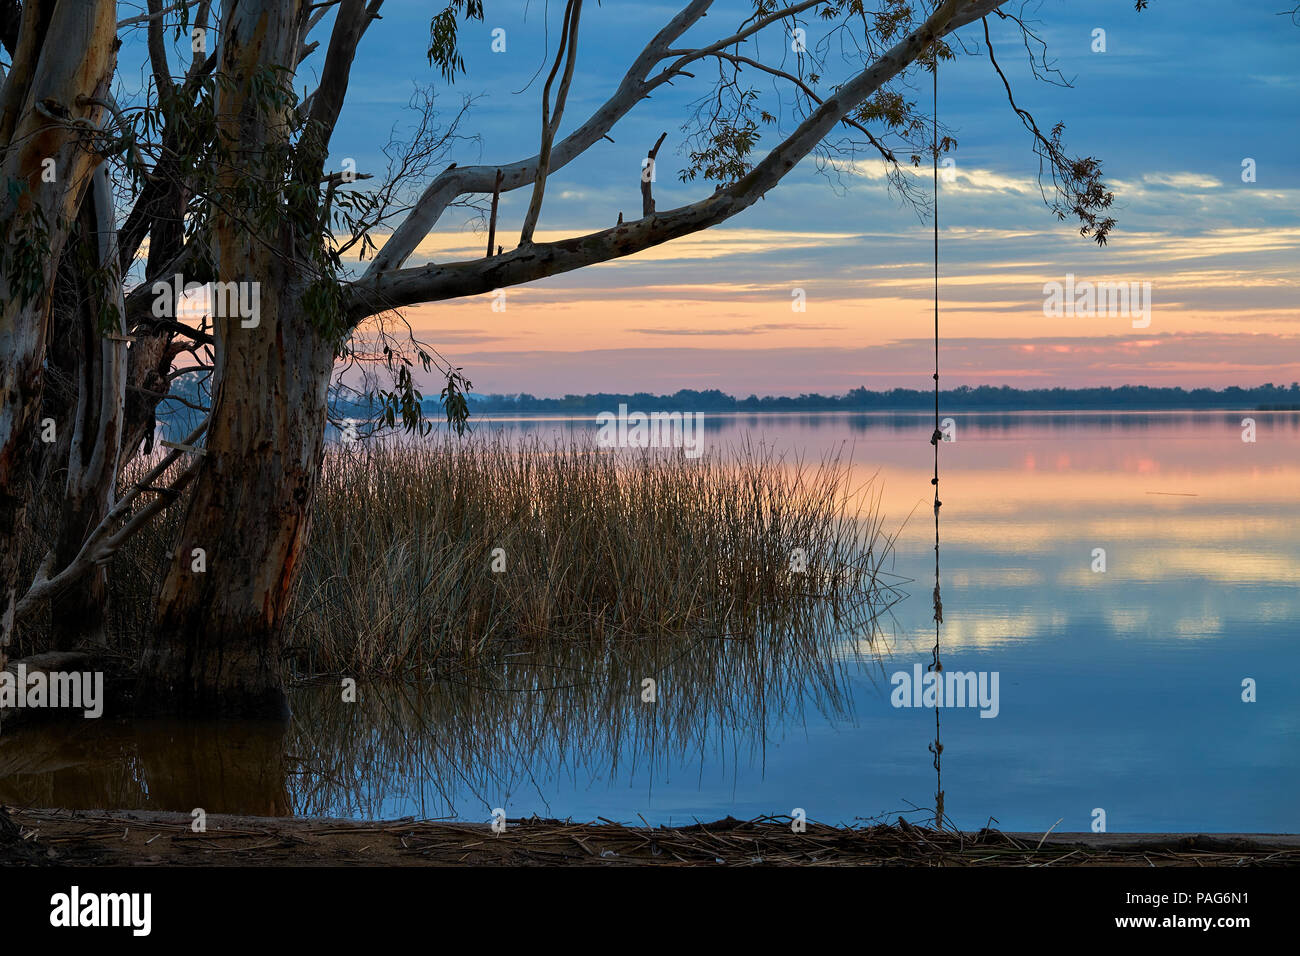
[289,434,899,677]
[14,433,901,680]
[8,436,898,821]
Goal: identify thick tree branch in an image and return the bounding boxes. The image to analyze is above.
[0,0,20,57]
[146,0,173,101]
[348,0,997,322]
[304,0,369,152]
[186,1,215,81]
[362,0,714,276]
[0,0,54,148]
[296,0,382,128]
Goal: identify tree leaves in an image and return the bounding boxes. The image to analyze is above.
[0,179,53,309]
[427,0,485,83]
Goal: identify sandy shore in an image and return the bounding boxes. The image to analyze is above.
[4,807,1298,866]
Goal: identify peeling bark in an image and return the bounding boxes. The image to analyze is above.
[140,274,334,717]
[50,167,128,650]
[0,0,120,660]
[140,0,331,717]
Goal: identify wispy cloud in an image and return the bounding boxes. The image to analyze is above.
[629,322,845,336]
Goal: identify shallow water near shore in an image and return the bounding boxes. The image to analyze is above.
[3,410,1297,833]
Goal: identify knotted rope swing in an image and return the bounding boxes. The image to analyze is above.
[926,46,945,831]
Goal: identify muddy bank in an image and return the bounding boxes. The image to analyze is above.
[3,807,1297,867]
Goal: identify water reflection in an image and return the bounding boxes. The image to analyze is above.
[0,719,291,815]
[0,610,879,818]
[3,411,1297,830]
[475,408,1300,442]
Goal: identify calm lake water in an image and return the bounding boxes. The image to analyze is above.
[4,410,1297,833]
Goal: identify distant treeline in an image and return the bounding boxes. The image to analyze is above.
[466,384,1300,413]
[161,377,1300,435]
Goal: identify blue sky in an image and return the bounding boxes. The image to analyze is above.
[118,1,1300,395]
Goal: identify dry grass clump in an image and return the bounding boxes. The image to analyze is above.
[13,434,899,679]
[290,435,897,675]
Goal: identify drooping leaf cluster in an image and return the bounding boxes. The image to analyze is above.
[427,0,485,83]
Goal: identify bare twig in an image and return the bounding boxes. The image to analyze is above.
[520,0,584,245]
[641,132,667,217]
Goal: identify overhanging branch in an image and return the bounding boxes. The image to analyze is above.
[362,0,715,276]
[347,0,992,323]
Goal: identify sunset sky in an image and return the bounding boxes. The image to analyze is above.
[318,0,1300,397]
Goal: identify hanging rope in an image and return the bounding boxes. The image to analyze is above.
[926,46,945,831]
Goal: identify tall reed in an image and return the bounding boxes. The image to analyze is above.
[15,434,901,679]
[291,434,899,676]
